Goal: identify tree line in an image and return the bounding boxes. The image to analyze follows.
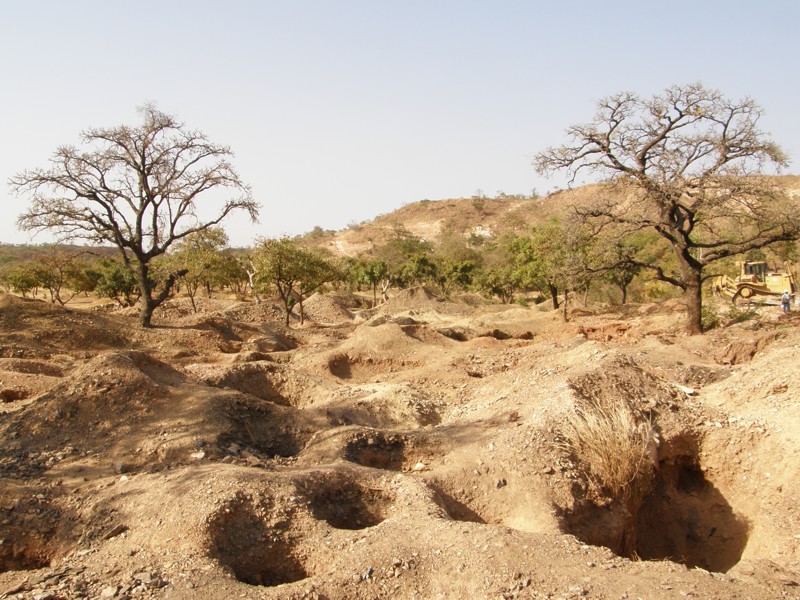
[2,219,768,327]
[8,84,799,333]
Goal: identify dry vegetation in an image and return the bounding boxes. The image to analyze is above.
[559,397,657,500]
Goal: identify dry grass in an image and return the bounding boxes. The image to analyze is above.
[560,398,658,500]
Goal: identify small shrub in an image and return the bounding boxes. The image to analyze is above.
[514,296,530,308]
[701,305,720,331]
[726,305,760,325]
[560,398,657,500]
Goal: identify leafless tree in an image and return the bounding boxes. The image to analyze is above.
[11,105,259,326]
[535,83,798,334]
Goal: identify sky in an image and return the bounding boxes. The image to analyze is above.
[1,0,798,247]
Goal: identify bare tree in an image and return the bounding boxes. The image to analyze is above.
[535,83,798,334]
[11,105,259,326]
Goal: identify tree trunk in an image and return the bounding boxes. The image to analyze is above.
[281,296,292,327]
[381,279,390,304]
[674,248,704,335]
[619,284,628,305]
[685,273,703,335]
[549,283,560,310]
[135,261,187,328]
[188,289,197,313]
[246,266,261,304]
[136,262,156,328]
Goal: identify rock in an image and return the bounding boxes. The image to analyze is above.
[133,572,154,585]
[190,451,205,460]
[103,524,128,540]
[239,450,263,467]
[100,585,119,598]
[1,579,30,596]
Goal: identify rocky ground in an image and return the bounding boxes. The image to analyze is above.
[1,289,800,599]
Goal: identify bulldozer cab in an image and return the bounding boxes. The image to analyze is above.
[740,261,767,283]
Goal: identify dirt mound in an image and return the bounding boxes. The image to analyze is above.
[0,295,129,358]
[3,292,800,599]
[217,301,284,323]
[185,359,332,408]
[714,329,785,365]
[381,286,441,310]
[309,383,445,429]
[300,293,362,325]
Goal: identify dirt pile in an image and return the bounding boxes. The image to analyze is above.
[1,293,800,598]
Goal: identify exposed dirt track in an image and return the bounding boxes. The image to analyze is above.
[2,291,800,599]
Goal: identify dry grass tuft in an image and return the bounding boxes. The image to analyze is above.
[560,398,658,500]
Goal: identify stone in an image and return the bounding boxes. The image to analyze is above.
[103,524,128,540]
[133,572,153,585]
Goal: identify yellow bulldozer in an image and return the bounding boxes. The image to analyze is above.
[712,261,796,304]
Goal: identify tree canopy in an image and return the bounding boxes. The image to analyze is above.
[535,83,799,333]
[252,237,339,326]
[11,105,259,326]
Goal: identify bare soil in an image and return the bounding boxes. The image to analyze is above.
[2,291,800,599]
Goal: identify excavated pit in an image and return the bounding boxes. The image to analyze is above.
[0,493,75,574]
[634,456,750,572]
[0,389,31,402]
[562,448,750,573]
[344,431,409,471]
[428,483,487,524]
[213,364,293,406]
[328,354,418,383]
[207,494,309,587]
[0,536,54,572]
[217,395,312,459]
[304,478,393,530]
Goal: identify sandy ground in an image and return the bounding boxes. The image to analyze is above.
[1,290,800,599]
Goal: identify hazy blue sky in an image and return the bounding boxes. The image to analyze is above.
[1,1,797,246]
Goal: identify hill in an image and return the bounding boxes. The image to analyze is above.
[305,175,800,258]
[307,186,598,257]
